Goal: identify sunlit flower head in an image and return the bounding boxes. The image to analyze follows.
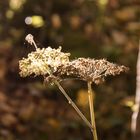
[19,46,70,77]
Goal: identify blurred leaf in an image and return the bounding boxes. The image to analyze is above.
[31,16,44,28]
[47,118,60,128]
[76,89,88,107]
[1,113,17,127]
[70,15,81,29]
[115,7,137,21]
[19,103,35,121]
[51,14,61,29]
[9,0,26,11]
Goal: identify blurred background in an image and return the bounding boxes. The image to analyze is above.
[0,0,140,140]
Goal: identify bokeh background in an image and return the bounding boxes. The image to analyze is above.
[0,0,140,140]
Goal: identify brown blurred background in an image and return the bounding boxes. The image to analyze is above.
[0,0,140,140]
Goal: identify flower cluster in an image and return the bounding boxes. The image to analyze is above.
[19,47,70,77]
[19,34,128,84]
[55,58,128,84]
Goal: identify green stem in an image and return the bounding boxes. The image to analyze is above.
[54,80,93,130]
[88,82,98,140]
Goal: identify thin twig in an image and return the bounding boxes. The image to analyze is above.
[32,40,38,50]
[88,82,98,140]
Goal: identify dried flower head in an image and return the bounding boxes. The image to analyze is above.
[55,58,129,84]
[19,34,129,85]
[25,34,34,45]
[19,46,70,77]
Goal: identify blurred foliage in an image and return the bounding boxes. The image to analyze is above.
[0,0,140,139]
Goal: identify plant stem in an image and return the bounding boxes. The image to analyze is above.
[88,82,98,140]
[54,80,93,130]
[32,40,38,50]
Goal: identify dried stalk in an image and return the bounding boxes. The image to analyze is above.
[88,82,98,140]
[131,40,140,136]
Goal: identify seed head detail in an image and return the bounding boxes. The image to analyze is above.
[19,34,129,84]
[55,58,128,84]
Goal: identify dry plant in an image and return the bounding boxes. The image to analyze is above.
[131,40,140,139]
[19,34,128,140]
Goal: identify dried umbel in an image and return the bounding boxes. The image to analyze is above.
[55,58,129,84]
[19,38,128,83]
[19,34,128,82]
[19,47,70,77]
